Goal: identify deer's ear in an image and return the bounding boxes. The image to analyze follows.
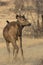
[22,15,27,20]
[22,15,25,18]
[16,15,19,19]
[42,15,43,18]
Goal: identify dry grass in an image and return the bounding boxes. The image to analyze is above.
[0,37,43,65]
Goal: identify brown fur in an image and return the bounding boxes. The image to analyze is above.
[3,15,31,59]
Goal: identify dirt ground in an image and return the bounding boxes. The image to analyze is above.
[0,37,43,65]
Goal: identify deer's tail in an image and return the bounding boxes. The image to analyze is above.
[6,20,9,24]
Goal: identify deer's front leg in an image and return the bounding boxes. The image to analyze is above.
[20,36,24,60]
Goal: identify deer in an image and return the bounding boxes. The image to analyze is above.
[3,15,31,60]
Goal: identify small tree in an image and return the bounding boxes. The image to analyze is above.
[41,15,43,30]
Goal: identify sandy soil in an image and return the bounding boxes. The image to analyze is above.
[0,37,43,65]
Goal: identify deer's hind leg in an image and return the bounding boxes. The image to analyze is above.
[14,44,19,59]
[11,38,19,59]
[6,41,10,56]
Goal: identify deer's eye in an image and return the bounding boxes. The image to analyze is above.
[22,19,24,21]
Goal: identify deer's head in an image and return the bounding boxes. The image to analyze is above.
[16,15,31,27]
